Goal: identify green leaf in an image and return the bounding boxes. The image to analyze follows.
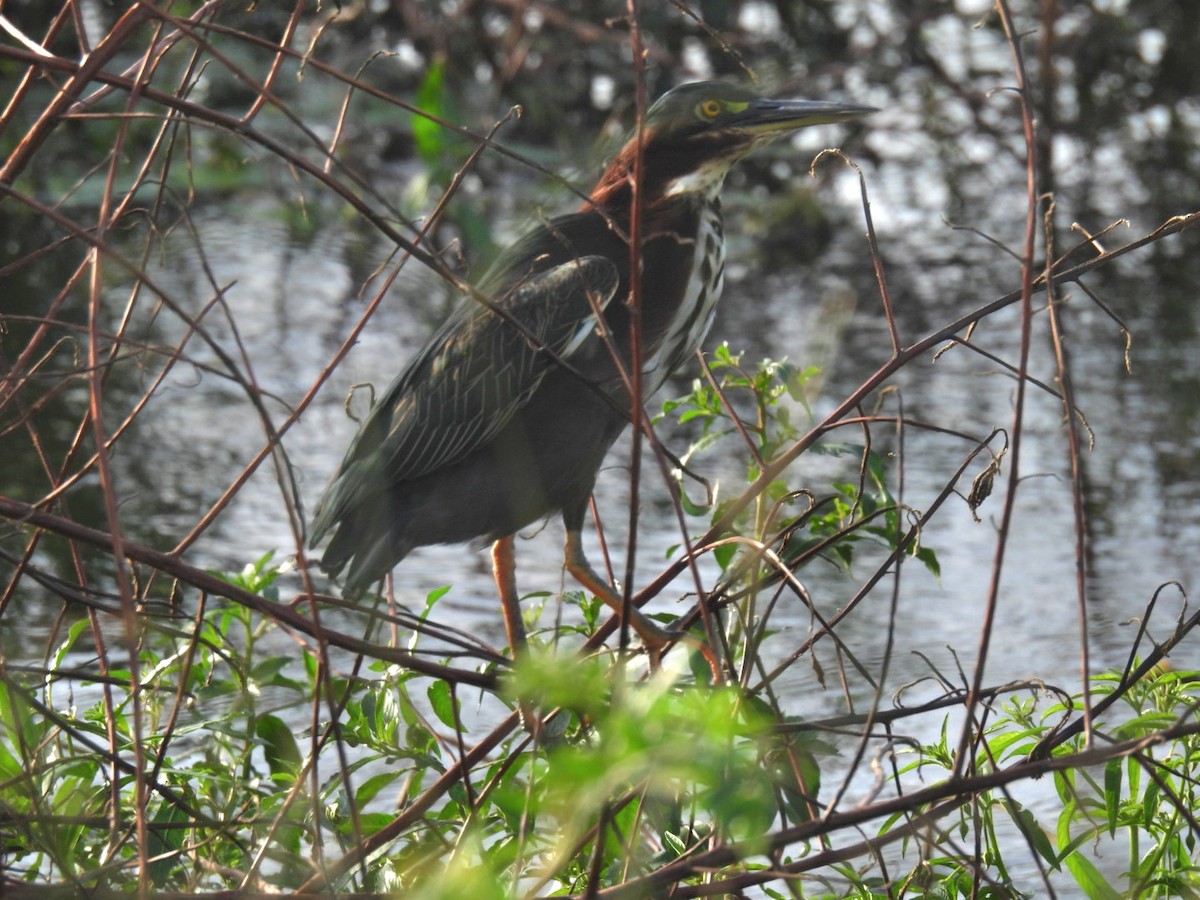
[914,544,942,578]
[356,771,398,806]
[427,680,460,729]
[678,483,712,516]
[713,541,738,571]
[1000,798,1058,868]
[251,655,300,688]
[52,617,92,670]
[1104,760,1121,836]
[147,799,190,886]
[337,811,395,837]
[256,714,302,777]
[1062,848,1123,900]
[1142,775,1160,824]
[662,830,687,857]
[1115,710,1177,738]
[0,734,22,784]
[503,650,610,717]
[983,726,1042,761]
[425,584,452,610]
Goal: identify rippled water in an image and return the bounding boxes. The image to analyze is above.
[92,144,1199,709]
[3,50,1196,892]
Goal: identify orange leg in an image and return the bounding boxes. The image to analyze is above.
[564,529,721,680]
[494,535,547,733]
[492,536,525,655]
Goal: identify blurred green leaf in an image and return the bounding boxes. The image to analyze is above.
[256,714,302,778]
[413,61,447,168]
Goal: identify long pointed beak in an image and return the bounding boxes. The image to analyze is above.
[736,97,878,134]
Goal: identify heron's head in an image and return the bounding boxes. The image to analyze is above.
[591,81,876,204]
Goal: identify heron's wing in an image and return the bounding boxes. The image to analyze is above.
[310,255,618,543]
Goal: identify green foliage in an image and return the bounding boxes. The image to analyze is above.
[876,666,1200,899]
[0,552,319,888]
[0,548,820,893]
[498,650,780,886]
[1044,667,1200,899]
[663,343,940,583]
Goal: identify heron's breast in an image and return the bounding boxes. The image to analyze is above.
[642,201,726,395]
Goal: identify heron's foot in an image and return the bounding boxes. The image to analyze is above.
[563,529,722,681]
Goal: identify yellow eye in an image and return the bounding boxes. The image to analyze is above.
[698,99,722,119]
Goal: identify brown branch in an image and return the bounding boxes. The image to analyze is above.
[953,0,1042,778]
[0,496,501,689]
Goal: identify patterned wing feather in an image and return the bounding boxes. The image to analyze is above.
[310,255,618,544]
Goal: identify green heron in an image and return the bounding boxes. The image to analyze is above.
[310,81,874,657]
